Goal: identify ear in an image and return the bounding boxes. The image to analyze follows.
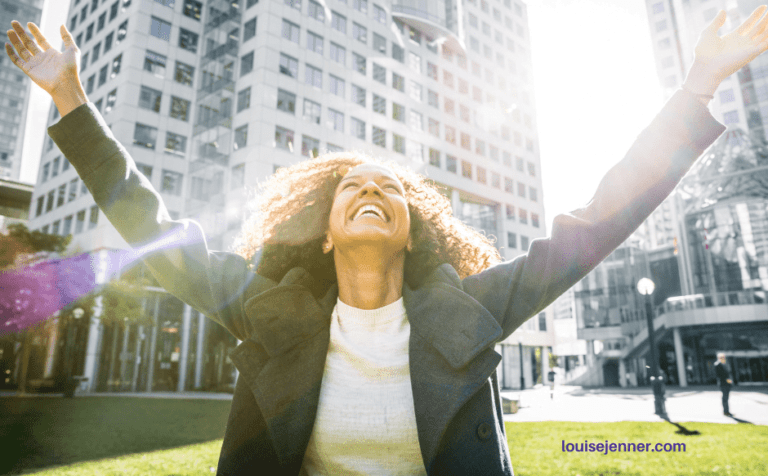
[322,232,334,254]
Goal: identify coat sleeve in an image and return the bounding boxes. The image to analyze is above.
[47,103,272,341]
[461,89,726,341]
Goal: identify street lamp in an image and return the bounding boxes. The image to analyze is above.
[518,334,525,391]
[63,307,84,398]
[637,278,667,417]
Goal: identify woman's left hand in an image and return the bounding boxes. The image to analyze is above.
[685,6,768,95]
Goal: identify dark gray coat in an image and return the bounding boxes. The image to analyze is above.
[48,89,724,475]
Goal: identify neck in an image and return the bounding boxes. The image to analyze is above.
[333,245,406,310]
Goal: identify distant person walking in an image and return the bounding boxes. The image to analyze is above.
[714,352,733,416]
[548,369,556,400]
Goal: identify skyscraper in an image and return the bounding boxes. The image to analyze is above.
[0,0,43,180]
[26,0,547,392]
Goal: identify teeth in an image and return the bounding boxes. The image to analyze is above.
[353,204,386,221]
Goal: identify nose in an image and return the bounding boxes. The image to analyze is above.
[358,180,383,197]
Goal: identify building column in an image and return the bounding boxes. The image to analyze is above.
[673,327,687,387]
[619,359,627,387]
[146,294,160,392]
[177,303,193,392]
[194,310,206,389]
[541,346,549,386]
[451,189,461,217]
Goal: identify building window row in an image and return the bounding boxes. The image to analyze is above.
[38,205,100,237]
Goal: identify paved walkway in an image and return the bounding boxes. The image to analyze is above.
[501,384,768,425]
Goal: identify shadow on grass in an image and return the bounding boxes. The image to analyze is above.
[0,396,232,474]
[659,414,702,436]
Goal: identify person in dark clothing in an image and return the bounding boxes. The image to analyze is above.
[714,352,733,416]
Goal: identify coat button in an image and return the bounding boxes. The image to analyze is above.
[477,422,492,440]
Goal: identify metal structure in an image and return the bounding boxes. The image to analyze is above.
[637,278,666,417]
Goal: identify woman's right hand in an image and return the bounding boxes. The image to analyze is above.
[6,21,86,116]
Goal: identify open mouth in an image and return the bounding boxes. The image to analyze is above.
[351,204,389,222]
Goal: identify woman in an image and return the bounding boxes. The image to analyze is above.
[6,8,768,475]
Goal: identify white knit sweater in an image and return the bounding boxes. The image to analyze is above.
[299,298,427,476]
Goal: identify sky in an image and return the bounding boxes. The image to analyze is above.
[18,0,666,230]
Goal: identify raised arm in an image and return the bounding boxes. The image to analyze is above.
[463,7,768,339]
[5,21,270,340]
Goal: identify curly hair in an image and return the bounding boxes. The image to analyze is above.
[232,151,501,295]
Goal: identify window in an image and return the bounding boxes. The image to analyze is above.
[658,37,671,49]
[179,28,198,52]
[45,190,54,212]
[409,110,423,131]
[274,126,294,150]
[241,51,254,76]
[161,170,183,196]
[446,155,457,173]
[165,132,187,155]
[144,50,167,77]
[309,1,325,21]
[504,177,513,194]
[51,157,60,177]
[373,63,386,83]
[428,148,440,167]
[35,196,45,217]
[238,87,251,112]
[352,85,366,107]
[661,56,674,68]
[81,53,89,72]
[301,135,320,158]
[170,97,190,121]
[235,124,249,150]
[507,232,516,249]
[327,109,344,131]
[303,99,321,124]
[277,89,296,114]
[655,19,667,32]
[374,4,386,23]
[392,73,404,92]
[305,64,322,88]
[231,163,245,189]
[373,94,386,114]
[104,32,114,52]
[332,11,347,33]
[352,23,367,43]
[477,167,486,184]
[531,213,540,228]
[445,126,456,144]
[521,235,529,251]
[109,1,118,20]
[150,17,170,41]
[282,19,300,43]
[74,210,86,234]
[328,75,345,97]
[307,31,323,54]
[92,42,101,62]
[184,0,203,20]
[490,146,499,162]
[134,123,157,149]
[139,86,162,112]
[70,15,77,32]
[517,182,526,198]
[111,54,122,77]
[461,160,472,179]
[428,118,439,137]
[86,75,95,94]
[443,70,453,88]
[409,81,422,102]
[244,17,257,41]
[279,53,298,78]
[373,33,386,54]
[428,90,438,108]
[393,133,405,154]
[156,0,174,7]
[519,209,527,224]
[392,44,404,62]
[720,89,735,103]
[86,23,94,42]
[370,127,384,147]
[351,118,365,140]
[247,0,259,7]
[444,98,454,115]
[458,78,468,95]
[353,53,366,74]
[475,139,485,156]
[86,206,98,229]
[330,42,346,64]
[52,220,61,235]
[174,61,194,86]
[392,103,405,122]
[353,0,367,13]
[136,163,153,179]
[723,110,739,124]
[284,0,301,9]
[460,104,470,122]
[105,88,117,112]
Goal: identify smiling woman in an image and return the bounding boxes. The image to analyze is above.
[6,6,768,474]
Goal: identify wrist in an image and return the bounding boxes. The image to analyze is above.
[684,60,721,97]
[51,81,88,118]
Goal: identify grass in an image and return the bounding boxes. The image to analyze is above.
[1,397,767,475]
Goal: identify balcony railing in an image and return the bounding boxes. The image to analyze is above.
[657,290,766,315]
[205,7,242,33]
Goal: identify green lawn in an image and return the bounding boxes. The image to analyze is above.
[2,397,767,475]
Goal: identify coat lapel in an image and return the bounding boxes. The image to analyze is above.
[404,264,503,467]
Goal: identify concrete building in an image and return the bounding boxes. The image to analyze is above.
[0,177,34,233]
[0,0,43,180]
[25,0,550,393]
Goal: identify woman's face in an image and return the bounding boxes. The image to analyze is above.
[325,163,411,253]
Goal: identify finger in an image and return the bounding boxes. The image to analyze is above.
[750,9,768,40]
[737,5,767,35]
[4,42,28,72]
[27,22,52,51]
[60,24,77,50]
[706,10,727,35]
[11,21,41,56]
[6,30,30,60]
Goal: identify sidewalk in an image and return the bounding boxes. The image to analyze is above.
[501,384,768,425]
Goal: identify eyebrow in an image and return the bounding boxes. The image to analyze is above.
[339,174,401,186]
